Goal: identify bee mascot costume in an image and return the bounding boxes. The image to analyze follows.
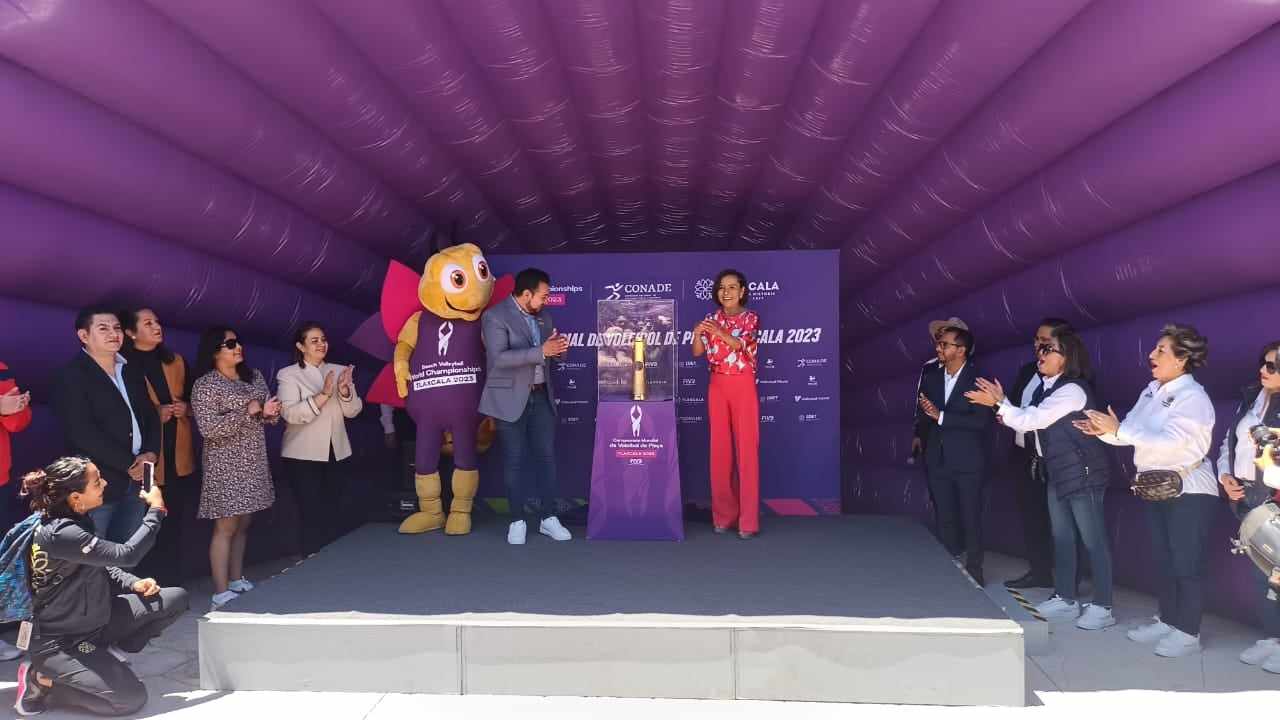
[391,243,499,535]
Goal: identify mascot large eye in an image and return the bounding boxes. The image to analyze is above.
[472,256,490,282]
[439,263,468,294]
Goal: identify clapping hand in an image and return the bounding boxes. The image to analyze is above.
[695,319,719,339]
[262,395,282,419]
[338,365,355,396]
[1219,474,1246,502]
[0,387,30,415]
[1074,406,1120,436]
[964,378,1004,407]
[322,370,337,397]
[918,393,940,422]
[542,330,569,358]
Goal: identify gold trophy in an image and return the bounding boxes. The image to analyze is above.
[632,335,647,401]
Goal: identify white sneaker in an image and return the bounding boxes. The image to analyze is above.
[210,590,239,611]
[228,577,255,593]
[107,644,131,664]
[1035,595,1080,622]
[1154,628,1201,658]
[0,638,21,662]
[1127,617,1173,643]
[539,516,572,541]
[1241,638,1280,665]
[1075,604,1116,630]
[1263,651,1280,674]
[508,520,527,545]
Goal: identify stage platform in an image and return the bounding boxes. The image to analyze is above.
[199,516,1025,707]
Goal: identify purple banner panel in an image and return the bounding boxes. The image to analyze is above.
[588,401,683,541]
[478,250,840,514]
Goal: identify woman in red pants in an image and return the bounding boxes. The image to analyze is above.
[693,269,761,539]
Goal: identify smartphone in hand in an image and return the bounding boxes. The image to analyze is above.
[141,461,155,493]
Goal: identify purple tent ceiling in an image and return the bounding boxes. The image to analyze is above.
[3,0,1280,620]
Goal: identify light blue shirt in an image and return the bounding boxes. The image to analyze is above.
[512,297,544,385]
[89,349,143,455]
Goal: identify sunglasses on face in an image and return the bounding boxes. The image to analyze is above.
[219,338,240,351]
[1036,344,1062,356]
[1263,360,1278,375]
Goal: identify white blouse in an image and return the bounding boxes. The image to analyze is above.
[1099,373,1217,496]
[998,374,1087,456]
[1217,390,1270,482]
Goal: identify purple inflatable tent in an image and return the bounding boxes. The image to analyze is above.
[3,0,1279,625]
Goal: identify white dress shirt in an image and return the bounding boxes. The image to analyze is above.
[1099,373,1216,496]
[937,362,966,426]
[1217,389,1270,481]
[997,374,1086,456]
[1014,373,1043,449]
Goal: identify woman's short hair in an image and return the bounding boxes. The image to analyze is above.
[714,269,748,307]
[1160,323,1209,371]
[1050,326,1092,381]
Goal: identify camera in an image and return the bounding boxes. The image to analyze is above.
[1250,424,1279,456]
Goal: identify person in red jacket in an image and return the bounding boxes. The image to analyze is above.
[1,359,33,662]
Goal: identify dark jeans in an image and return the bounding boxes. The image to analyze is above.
[33,587,189,716]
[88,486,148,544]
[1146,492,1216,636]
[497,390,559,524]
[927,466,984,571]
[285,451,349,556]
[1047,487,1113,607]
[1012,448,1053,578]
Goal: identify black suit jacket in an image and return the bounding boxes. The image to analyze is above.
[921,362,993,472]
[912,359,942,451]
[52,352,161,502]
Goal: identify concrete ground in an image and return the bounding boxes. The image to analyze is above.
[3,551,1276,717]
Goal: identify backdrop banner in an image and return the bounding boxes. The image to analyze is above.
[481,250,841,517]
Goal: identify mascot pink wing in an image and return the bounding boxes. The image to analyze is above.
[380,260,424,341]
[366,364,403,407]
[489,274,515,310]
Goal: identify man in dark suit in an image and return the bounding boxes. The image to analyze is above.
[1002,318,1071,589]
[918,326,993,586]
[912,316,969,460]
[479,268,572,546]
[52,306,160,542]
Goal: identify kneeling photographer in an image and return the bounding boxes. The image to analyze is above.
[14,456,188,716]
[1219,340,1280,672]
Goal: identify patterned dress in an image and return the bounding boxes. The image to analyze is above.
[191,369,277,519]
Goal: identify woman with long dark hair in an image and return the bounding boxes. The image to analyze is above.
[1076,323,1215,658]
[1219,340,1280,672]
[13,456,187,717]
[967,326,1115,631]
[276,321,362,555]
[692,269,761,539]
[122,307,194,584]
[190,327,280,611]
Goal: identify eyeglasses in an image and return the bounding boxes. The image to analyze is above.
[219,338,240,351]
[934,341,963,349]
[1036,344,1062,356]
[1263,360,1278,375]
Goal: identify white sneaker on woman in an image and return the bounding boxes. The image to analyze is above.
[1075,604,1116,630]
[228,577,255,593]
[1240,638,1280,666]
[1127,617,1173,643]
[210,590,239,611]
[1154,628,1201,658]
[1035,595,1079,622]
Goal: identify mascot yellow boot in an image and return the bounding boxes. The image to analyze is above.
[393,243,494,535]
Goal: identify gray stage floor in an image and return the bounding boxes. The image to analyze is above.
[225,516,1003,621]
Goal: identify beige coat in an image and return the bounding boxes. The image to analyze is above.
[276,362,364,462]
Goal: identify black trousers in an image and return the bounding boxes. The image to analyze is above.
[285,453,349,556]
[1011,447,1054,578]
[1146,493,1215,636]
[927,466,985,571]
[134,468,196,586]
[33,587,189,716]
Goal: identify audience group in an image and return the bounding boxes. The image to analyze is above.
[914,315,1280,670]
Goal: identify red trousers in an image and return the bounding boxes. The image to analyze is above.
[708,371,760,533]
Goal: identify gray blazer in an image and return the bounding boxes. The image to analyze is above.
[478,297,558,422]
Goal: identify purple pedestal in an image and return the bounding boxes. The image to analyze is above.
[587,401,684,540]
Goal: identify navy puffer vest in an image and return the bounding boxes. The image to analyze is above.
[1034,377,1111,499]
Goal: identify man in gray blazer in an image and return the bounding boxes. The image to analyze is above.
[479,268,573,545]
